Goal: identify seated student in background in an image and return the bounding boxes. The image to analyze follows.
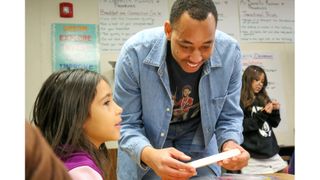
[25,122,71,180]
[240,65,288,174]
[31,69,123,180]
[288,151,295,174]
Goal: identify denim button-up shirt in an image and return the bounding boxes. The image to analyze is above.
[114,27,244,179]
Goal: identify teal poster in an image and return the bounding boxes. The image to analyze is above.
[52,23,100,72]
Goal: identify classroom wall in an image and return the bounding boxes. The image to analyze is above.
[26,0,294,147]
[26,0,102,119]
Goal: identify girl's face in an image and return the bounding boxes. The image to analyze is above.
[251,73,265,94]
[83,80,122,148]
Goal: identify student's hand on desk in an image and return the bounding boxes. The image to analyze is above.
[217,140,250,170]
[141,146,197,180]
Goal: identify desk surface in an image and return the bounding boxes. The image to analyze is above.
[267,173,294,180]
[219,173,294,180]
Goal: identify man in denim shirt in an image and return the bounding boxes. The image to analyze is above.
[114,0,250,179]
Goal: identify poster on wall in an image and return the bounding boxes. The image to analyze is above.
[98,0,168,52]
[52,23,100,72]
[213,0,240,40]
[239,0,294,42]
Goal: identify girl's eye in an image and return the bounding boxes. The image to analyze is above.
[104,101,110,105]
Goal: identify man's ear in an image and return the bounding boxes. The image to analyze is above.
[164,20,172,40]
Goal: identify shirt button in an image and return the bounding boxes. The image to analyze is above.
[160,132,165,137]
[166,108,170,112]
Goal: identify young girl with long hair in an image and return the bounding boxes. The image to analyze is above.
[32,69,122,179]
[240,65,288,174]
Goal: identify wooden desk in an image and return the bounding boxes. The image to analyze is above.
[266,173,294,180]
[221,173,294,180]
[106,149,118,180]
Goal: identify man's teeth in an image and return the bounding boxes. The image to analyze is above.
[187,62,198,67]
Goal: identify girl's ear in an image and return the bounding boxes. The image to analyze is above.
[82,115,90,129]
[82,120,88,129]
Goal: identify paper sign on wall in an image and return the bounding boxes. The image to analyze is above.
[52,23,100,72]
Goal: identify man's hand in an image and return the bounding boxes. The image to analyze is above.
[217,140,250,170]
[141,147,197,180]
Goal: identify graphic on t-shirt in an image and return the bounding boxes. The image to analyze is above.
[172,85,199,122]
[252,106,272,137]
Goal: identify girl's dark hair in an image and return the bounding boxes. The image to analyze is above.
[170,0,218,28]
[32,69,110,177]
[240,65,271,110]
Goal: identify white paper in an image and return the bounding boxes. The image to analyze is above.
[213,0,240,40]
[239,0,294,42]
[188,149,241,168]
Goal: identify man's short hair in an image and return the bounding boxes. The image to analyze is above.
[169,0,218,28]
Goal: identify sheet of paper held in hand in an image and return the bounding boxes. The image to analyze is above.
[188,149,241,168]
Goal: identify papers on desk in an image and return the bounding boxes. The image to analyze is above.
[188,149,241,168]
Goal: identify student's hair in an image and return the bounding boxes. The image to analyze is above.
[169,0,218,28]
[240,65,271,110]
[32,69,110,177]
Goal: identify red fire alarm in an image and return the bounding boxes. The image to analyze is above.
[60,2,73,18]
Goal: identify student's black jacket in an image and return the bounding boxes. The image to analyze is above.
[240,101,281,159]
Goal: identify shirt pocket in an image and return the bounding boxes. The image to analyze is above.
[211,92,227,108]
[210,94,227,120]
